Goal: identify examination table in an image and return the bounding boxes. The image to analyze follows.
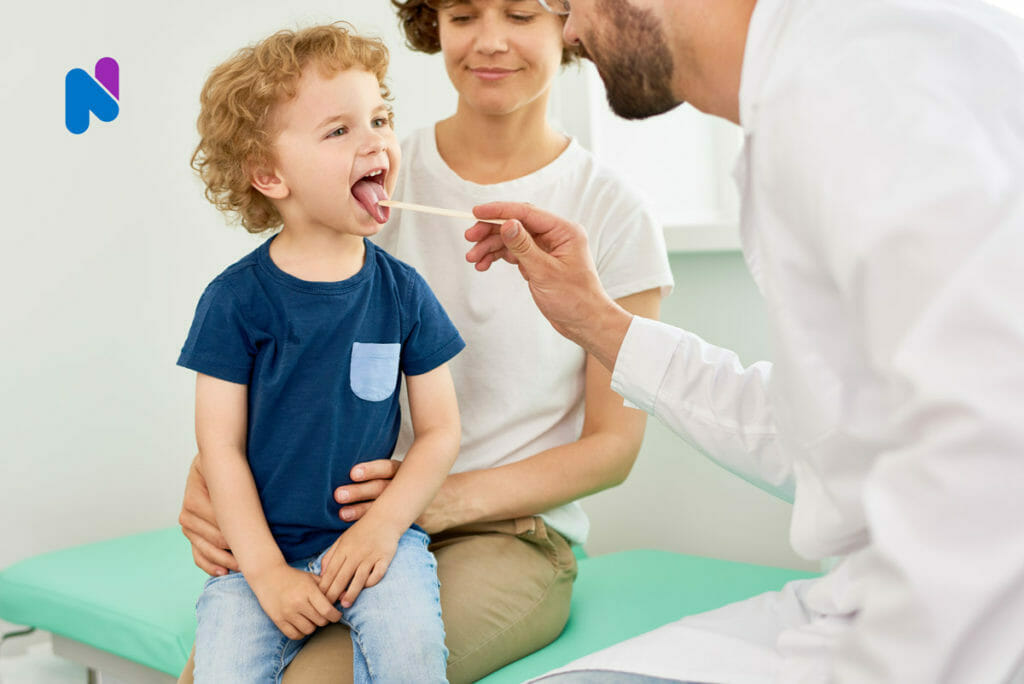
[0,528,816,682]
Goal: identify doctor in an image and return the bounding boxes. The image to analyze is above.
[467,0,1024,682]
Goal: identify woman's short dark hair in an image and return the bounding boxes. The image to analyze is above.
[390,0,582,65]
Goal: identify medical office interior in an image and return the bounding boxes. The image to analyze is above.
[2,1,1020,682]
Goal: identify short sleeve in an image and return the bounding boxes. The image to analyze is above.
[176,280,254,384]
[399,272,465,376]
[588,178,674,301]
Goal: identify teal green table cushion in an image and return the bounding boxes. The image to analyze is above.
[0,528,206,676]
[0,529,816,680]
[479,550,817,683]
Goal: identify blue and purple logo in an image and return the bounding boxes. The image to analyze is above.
[65,57,119,135]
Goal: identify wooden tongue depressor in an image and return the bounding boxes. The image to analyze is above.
[377,200,506,225]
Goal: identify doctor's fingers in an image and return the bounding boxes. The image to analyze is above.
[473,252,500,273]
[473,201,559,239]
[464,223,520,263]
[465,220,501,244]
[465,229,509,263]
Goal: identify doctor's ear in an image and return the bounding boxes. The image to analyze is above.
[249,162,289,200]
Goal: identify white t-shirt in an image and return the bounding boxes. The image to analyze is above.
[371,126,674,544]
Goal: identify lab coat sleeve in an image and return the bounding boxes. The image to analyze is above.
[611,316,794,501]
[784,36,1024,682]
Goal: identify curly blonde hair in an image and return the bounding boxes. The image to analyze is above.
[192,23,392,233]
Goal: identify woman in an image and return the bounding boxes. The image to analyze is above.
[178,1,673,681]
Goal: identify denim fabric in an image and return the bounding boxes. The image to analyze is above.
[194,526,447,683]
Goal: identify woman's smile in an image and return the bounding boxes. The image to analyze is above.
[470,66,520,81]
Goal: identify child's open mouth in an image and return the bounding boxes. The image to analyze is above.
[351,169,390,224]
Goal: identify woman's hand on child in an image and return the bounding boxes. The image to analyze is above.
[333,459,399,524]
[248,564,341,640]
[179,455,239,576]
[318,519,398,608]
[334,460,455,534]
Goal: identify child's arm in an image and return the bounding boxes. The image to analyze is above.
[195,373,340,637]
[319,363,460,607]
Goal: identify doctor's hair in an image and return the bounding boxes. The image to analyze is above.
[191,22,393,234]
[391,0,582,65]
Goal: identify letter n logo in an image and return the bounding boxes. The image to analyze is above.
[65,57,119,135]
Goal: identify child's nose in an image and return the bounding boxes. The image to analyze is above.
[358,132,387,156]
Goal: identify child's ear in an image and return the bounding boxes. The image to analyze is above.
[250,163,289,200]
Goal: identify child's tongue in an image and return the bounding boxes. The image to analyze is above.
[351,179,390,223]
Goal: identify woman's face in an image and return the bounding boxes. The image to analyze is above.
[436,0,566,117]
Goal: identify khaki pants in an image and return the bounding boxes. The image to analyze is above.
[178,517,578,684]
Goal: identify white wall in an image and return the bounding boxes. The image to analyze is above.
[0,1,802,577]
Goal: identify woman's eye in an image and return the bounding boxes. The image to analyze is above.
[327,127,346,138]
[447,14,474,23]
[509,13,536,22]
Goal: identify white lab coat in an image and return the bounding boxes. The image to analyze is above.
[538,0,1024,681]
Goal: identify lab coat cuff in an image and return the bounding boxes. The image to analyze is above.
[612,316,686,414]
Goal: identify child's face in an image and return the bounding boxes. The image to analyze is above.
[266,67,400,233]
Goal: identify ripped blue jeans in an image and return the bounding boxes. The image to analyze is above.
[193,526,447,683]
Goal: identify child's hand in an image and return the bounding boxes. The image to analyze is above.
[248,564,341,640]
[318,519,399,608]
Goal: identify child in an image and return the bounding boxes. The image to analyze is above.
[178,23,462,683]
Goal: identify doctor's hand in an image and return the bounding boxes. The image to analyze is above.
[179,454,239,576]
[466,201,633,371]
[334,460,455,534]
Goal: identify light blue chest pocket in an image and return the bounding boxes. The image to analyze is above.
[350,342,401,402]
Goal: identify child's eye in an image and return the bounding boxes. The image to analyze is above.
[327,126,347,138]
[372,117,390,129]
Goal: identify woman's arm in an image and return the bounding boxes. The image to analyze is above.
[337,288,661,533]
[180,454,238,575]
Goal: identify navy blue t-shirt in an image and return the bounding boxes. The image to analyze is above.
[177,237,464,561]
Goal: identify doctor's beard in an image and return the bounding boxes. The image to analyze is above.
[586,0,680,120]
